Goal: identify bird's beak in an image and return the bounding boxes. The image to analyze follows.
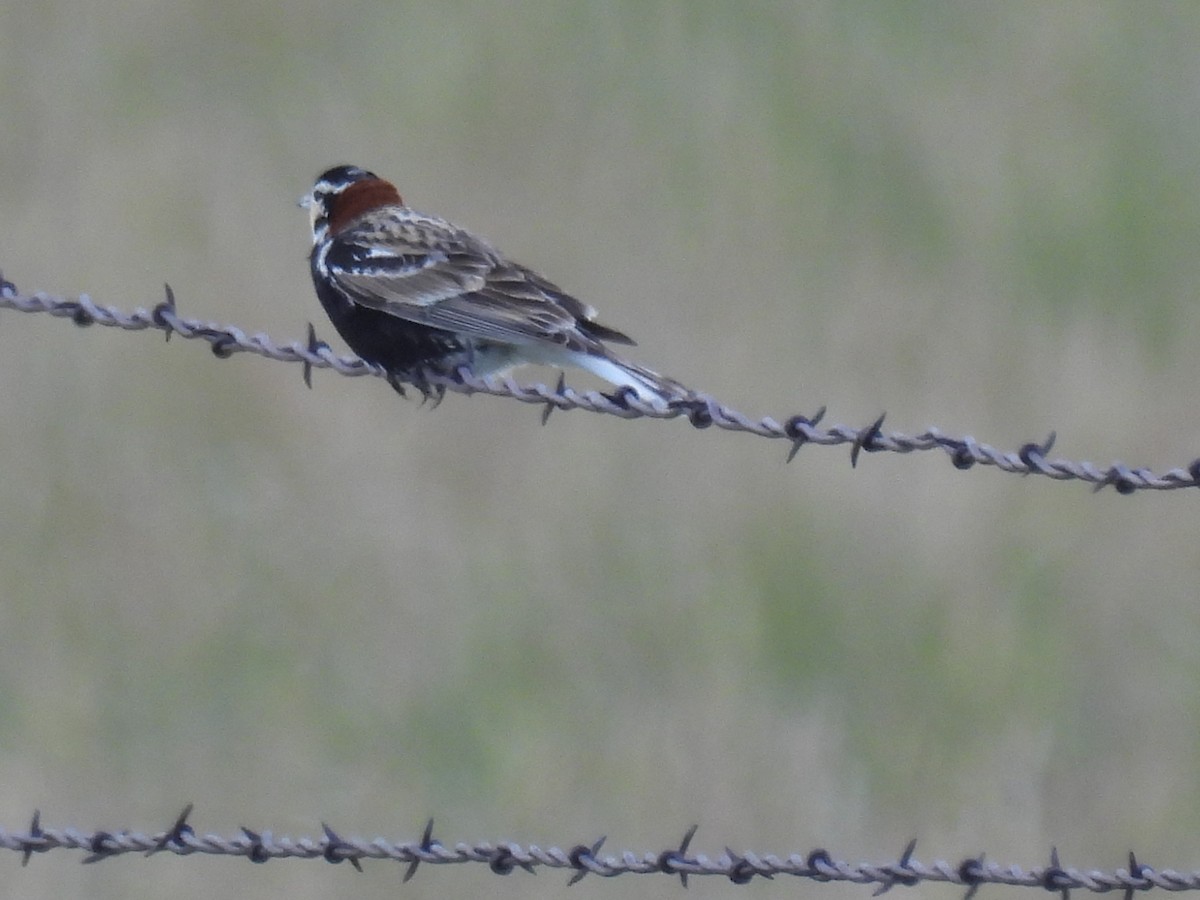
[298,192,313,210]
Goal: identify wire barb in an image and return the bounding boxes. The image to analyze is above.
[303,322,325,389]
[724,846,764,885]
[657,823,698,888]
[1042,846,1071,900]
[402,818,436,883]
[850,413,887,468]
[874,839,920,896]
[1018,432,1057,472]
[152,284,176,341]
[147,803,194,857]
[542,371,568,425]
[566,834,606,885]
[807,848,837,882]
[81,830,118,864]
[784,406,827,463]
[239,827,270,864]
[959,852,987,900]
[19,810,41,867]
[487,844,536,876]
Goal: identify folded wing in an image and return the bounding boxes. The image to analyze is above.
[322,211,634,352]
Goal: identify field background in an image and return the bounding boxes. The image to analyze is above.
[3,3,1200,899]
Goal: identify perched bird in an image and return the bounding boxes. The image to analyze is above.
[302,164,690,403]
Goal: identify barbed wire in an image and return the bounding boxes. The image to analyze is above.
[3,805,1194,897]
[3,274,1197,896]
[1,271,1196,494]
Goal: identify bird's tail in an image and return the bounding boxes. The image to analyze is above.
[464,343,693,405]
[569,350,693,404]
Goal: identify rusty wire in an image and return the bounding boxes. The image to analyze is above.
[1,273,1196,493]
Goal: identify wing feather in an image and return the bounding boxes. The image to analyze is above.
[322,208,629,349]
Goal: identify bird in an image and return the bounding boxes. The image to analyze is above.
[301,164,690,403]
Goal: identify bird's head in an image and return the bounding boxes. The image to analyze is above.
[300,165,402,242]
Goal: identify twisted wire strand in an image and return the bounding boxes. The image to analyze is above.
[0,807,1189,896]
[1,273,1195,494]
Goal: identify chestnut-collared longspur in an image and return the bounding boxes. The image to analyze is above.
[302,165,689,402]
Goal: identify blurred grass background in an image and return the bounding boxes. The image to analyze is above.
[2,2,1200,898]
